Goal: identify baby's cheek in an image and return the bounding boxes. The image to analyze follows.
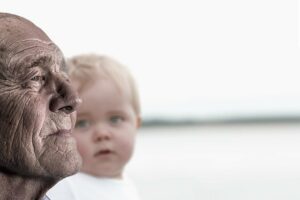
[120,137,135,159]
[74,137,90,158]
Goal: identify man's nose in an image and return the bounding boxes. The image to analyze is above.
[49,75,82,114]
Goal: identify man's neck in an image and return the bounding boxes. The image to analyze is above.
[0,171,56,200]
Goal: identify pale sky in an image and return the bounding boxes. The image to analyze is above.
[2,0,300,119]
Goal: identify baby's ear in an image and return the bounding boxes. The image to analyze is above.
[136,116,142,128]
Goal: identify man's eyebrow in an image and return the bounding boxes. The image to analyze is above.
[9,55,52,76]
[29,56,52,68]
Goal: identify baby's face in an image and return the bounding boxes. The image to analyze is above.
[73,79,140,178]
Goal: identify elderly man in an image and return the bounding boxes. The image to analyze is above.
[0,13,82,200]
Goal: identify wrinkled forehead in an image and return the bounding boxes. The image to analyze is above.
[0,14,62,67]
[0,13,50,41]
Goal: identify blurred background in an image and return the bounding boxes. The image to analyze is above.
[3,0,300,199]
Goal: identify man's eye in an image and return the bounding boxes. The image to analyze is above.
[31,75,45,82]
[75,120,90,129]
[110,116,124,124]
[22,74,46,90]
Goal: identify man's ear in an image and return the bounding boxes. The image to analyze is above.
[136,116,142,128]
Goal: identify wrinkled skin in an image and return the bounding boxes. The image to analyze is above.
[0,13,82,199]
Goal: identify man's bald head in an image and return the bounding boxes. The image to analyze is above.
[0,13,55,68]
[0,13,50,44]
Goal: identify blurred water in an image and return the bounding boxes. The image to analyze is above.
[127,123,300,200]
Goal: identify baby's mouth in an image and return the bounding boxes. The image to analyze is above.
[94,149,112,157]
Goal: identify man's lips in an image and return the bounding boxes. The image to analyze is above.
[51,129,72,137]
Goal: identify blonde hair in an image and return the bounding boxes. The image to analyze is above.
[67,54,140,115]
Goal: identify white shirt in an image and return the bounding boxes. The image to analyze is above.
[47,172,141,200]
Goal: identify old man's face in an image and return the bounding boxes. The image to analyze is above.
[0,14,82,178]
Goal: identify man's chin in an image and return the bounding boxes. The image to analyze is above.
[43,131,83,173]
[38,143,82,179]
[45,153,82,179]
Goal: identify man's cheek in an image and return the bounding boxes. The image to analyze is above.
[0,98,24,129]
[5,97,41,143]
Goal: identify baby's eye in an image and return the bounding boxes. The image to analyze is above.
[110,116,124,125]
[75,120,91,129]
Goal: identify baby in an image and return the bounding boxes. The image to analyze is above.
[48,54,141,200]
